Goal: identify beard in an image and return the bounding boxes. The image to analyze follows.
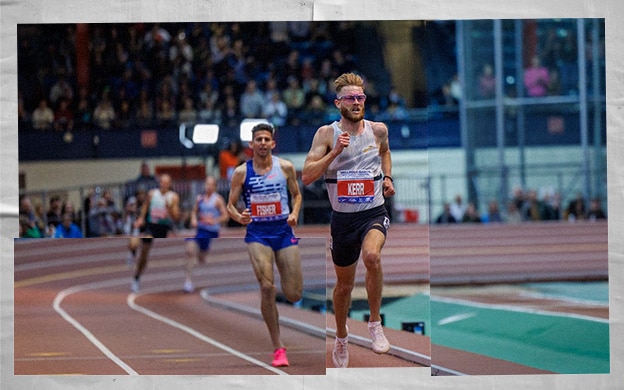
[340,105,365,123]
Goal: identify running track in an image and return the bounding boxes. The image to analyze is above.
[429,220,609,375]
[14,224,430,375]
[15,221,606,375]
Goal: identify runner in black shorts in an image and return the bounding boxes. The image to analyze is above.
[131,173,179,292]
[302,72,396,368]
[330,205,390,267]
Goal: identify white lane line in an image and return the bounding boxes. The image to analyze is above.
[53,275,287,375]
[437,312,477,326]
[127,292,288,375]
[431,295,609,323]
[53,280,139,375]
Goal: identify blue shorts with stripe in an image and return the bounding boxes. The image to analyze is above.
[186,228,219,251]
[244,218,299,252]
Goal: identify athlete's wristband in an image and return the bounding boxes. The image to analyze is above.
[384,175,393,183]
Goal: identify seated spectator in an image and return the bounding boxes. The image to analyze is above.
[587,197,607,221]
[239,79,265,119]
[282,76,305,124]
[524,189,544,221]
[135,99,154,128]
[523,55,550,97]
[33,202,47,234]
[505,201,523,224]
[93,96,116,130]
[378,100,409,121]
[53,98,74,132]
[155,99,176,128]
[510,186,528,220]
[199,78,219,108]
[448,75,462,102]
[565,192,586,221]
[31,99,55,130]
[49,73,74,106]
[482,199,503,223]
[540,191,558,221]
[547,68,562,96]
[178,96,198,125]
[54,212,83,238]
[303,77,326,108]
[46,195,63,230]
[432,82,457,108]
[61,199,80,226]
[264,78,281,103]
[299,95,327,127]
[115,100,133,130]
[74,94,93,131]
[262,91,288,127]
[477,63,496,99]
[88,198,118,237]
[435,202,457,224]
[197,98,222,125]
[461,202,482,223]
[19,215,42,238]
[449,194,466,222]
[19,195,43,238]
[221,95,241,128]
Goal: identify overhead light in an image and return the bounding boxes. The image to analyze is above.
[240,118,271,142]
[179,123,220,149]
[192,124,219,144]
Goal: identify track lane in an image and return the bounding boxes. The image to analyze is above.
[14,235,327,375]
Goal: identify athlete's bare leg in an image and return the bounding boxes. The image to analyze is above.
[275,245,303,303]
[361,228,386,322]
[184,240,198,284]
[247,242,283,350]
[333,262,357,338]
[134,240,152,280]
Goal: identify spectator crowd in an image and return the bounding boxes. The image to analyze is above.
[18,22,412,137]
[435,188,606,226]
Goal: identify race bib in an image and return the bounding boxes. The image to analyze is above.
[250,193,282,218]
[337,170,375,204]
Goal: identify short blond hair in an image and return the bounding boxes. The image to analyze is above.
[334,73,364,94]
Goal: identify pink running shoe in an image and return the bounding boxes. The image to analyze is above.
[272,347,289,367]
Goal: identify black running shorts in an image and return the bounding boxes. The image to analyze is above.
[330,205,390,267]
[141,222,171,243]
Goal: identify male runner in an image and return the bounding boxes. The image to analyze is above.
[302,72,396,368]
[183,175,229,293]
[131,173,180,292]
[227,123,303,367]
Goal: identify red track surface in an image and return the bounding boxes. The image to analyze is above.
[14,224,431,375]
[15,221,605,375]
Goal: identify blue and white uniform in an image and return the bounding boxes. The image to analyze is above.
[191,192,221,251]
[243,156,298,251]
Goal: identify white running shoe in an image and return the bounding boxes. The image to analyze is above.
[332,326,349,368]
[131,278,140,293]
[368,321,390,354]
[183,280,194,294]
